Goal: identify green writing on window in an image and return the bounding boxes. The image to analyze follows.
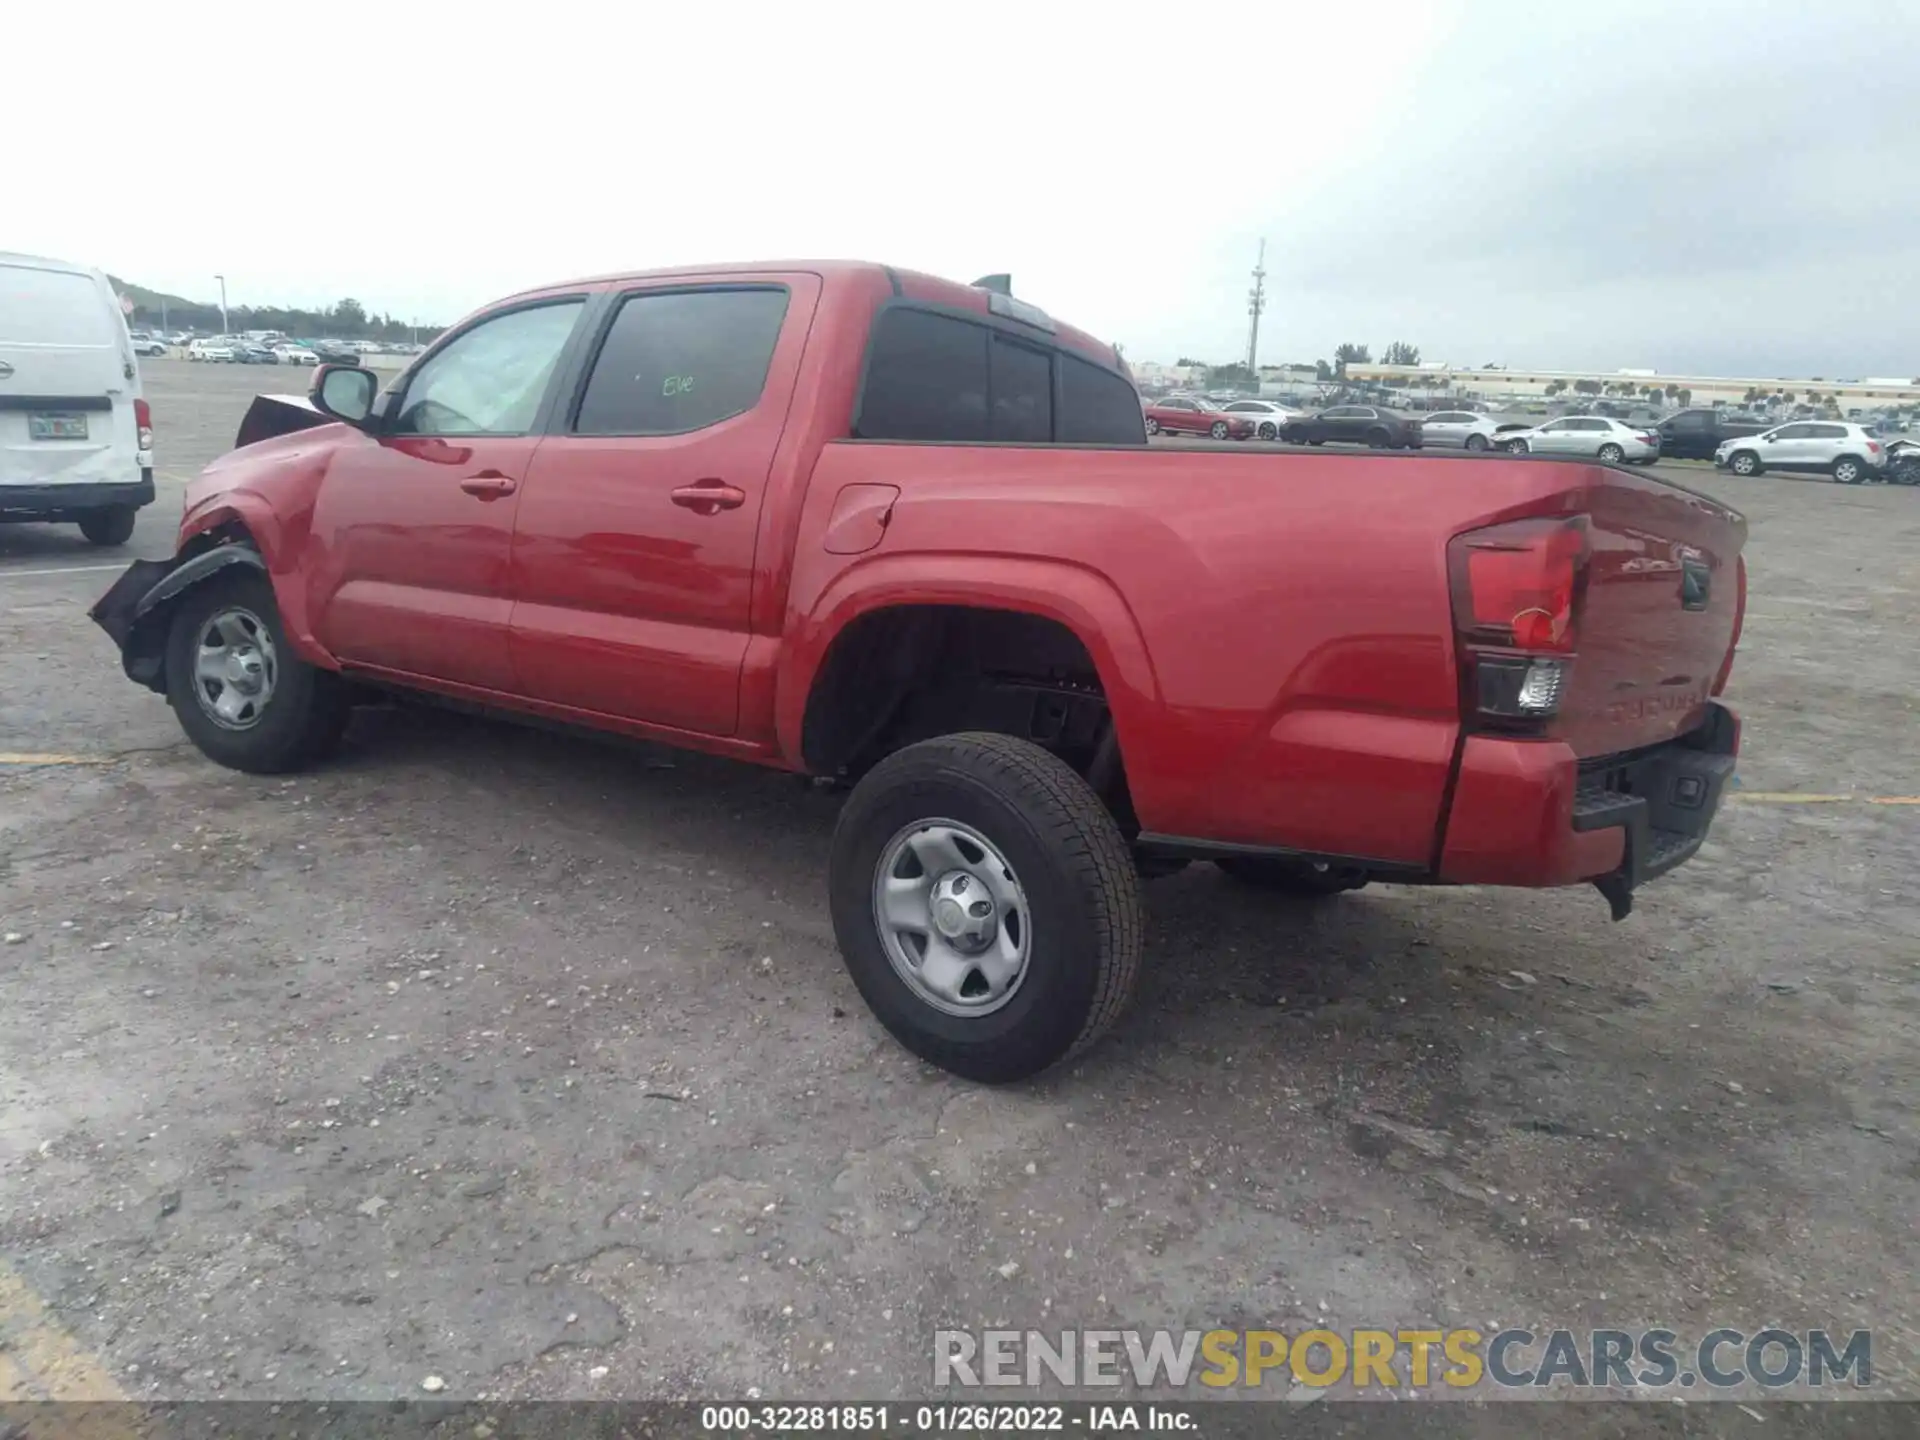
[663,374,695,397]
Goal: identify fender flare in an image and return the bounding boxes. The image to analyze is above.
[775,553,1162,776]
[133,544,266,621]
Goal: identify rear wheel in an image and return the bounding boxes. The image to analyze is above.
[1464,433,1489,452]
[1257,422,1277,440]
[1144,417,1160,436]
[1366,428,1390,449]
[163,570,350,775]
[828,733,1142,1083]
[1210,420,1230,440]
[1729,450,1761,476]
[1215,857,1369,897]
[1598,442,1625,464]
[77,507,137,546]
[1832,456,1865,484]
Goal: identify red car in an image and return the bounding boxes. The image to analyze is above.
[91,260,1747,1084]
[1143,397,1255,440]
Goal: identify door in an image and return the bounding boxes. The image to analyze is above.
[1165,400,1199,433]
[1662,410,1711,458]
[1529,419,1577,453]
[306,297,588,691]
[1804,423,1849,470]
[1757,423,1812,470]
[1425,412,1469,446]
[507,276,818,736]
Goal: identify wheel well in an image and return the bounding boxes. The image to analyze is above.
[121,522,262,691]
[801,604,1131,817]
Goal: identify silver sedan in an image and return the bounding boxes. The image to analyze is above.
[1497,416,1658,463]
[1215,399,1299,441]
[1418,410,1502,451]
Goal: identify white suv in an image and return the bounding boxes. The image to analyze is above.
[1715,422,1888,484]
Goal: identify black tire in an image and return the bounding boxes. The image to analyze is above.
[1366,428,1390,449]
[77,507,137,546]
[1210,420,1230,440]
[1215,857,1369,896]
[163,569,350,775]
[1144,417,1160,436]
[828,732,1143,1084]
[1729,450,1761,476]
[1308,438,1324,446]
[1257,422,1277,440]
[1503,439,1530,455]
[1597,443,1625,464]
[1464,433,1489,452]
[1832,456,1864,485]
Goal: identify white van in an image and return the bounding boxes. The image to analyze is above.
[1,251,155,545]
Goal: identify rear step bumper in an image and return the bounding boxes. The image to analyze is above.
[0,475,155,519]
[1438,702,1739,917]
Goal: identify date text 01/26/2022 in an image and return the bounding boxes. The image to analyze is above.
[700,1403,1196,1431]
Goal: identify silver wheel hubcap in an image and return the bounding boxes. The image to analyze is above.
[192,606,278,730]
[873,819,1031,1017]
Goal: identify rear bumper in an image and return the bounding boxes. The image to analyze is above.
[0,476,155,519]
[1437,703,1739,915]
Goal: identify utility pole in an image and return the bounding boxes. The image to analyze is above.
[1245,240,1267,377]
[215,274,229,335]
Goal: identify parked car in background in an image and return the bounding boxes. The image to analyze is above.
[309,340,362,366]
[273,344,320,366]
[1656,408,1770,461]
[1419,410,1502,451]
[129,333,168,357]
[166,331,195,347]
[1143,397,1254,440]
[1215,399,1298,440]
[1499,416,1657,463]
[232,344,279,365]
[1281,404,1424,450]
[0,249,155,546]
[1715,422,1887,483]
[188,338,236,362]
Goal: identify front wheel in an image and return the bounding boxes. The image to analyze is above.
[1210,420,1230,440]
[1729,450,1761,476]
[1598,443,1625,464]
[1503,438,1529,455]
[164,569,350,775]
[77,507,137,546]
[828,733,1143,1083]
[1832,457,1865,485]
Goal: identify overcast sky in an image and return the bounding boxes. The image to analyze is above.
[12,0,1914,378]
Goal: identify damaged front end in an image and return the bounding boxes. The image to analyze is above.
[88,546,270,693]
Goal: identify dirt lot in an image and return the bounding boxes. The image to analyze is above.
[2,360,1916,1422]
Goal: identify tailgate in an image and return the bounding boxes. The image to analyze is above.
[1554,471,1746,758]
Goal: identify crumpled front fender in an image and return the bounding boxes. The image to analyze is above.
[234,393,330,450]
[87,547,268,693]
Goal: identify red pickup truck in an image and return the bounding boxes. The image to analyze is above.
[91,261,1747,1083]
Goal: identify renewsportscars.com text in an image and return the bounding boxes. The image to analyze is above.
[934,1327,1872,1392]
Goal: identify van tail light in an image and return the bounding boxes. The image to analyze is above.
[1711,555,1745,697]
[1447,514,1590,730]
[134,397,154,453]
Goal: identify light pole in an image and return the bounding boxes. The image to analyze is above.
[214,274,229,335]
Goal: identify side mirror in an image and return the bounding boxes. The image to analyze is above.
[311,363,378,428]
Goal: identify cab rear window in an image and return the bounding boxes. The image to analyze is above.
[856,306,1143,445]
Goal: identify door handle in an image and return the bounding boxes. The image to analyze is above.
[670,480,748,515]
[460,471,518,499]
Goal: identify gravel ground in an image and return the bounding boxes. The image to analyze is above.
[1,360,1916,1423]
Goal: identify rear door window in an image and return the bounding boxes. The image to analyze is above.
[857,309,989,441]
[574,287,790,436]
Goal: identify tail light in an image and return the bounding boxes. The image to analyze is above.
[1866,441,1882,455]
[1711,555,1745,697]
[134,397,154,453]
[1447,515,1590,730]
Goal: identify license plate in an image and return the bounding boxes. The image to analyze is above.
[29,412,89,441]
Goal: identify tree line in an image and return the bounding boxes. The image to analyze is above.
[121,288,445,344]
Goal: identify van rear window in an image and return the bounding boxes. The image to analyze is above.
[0,265,116,346]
